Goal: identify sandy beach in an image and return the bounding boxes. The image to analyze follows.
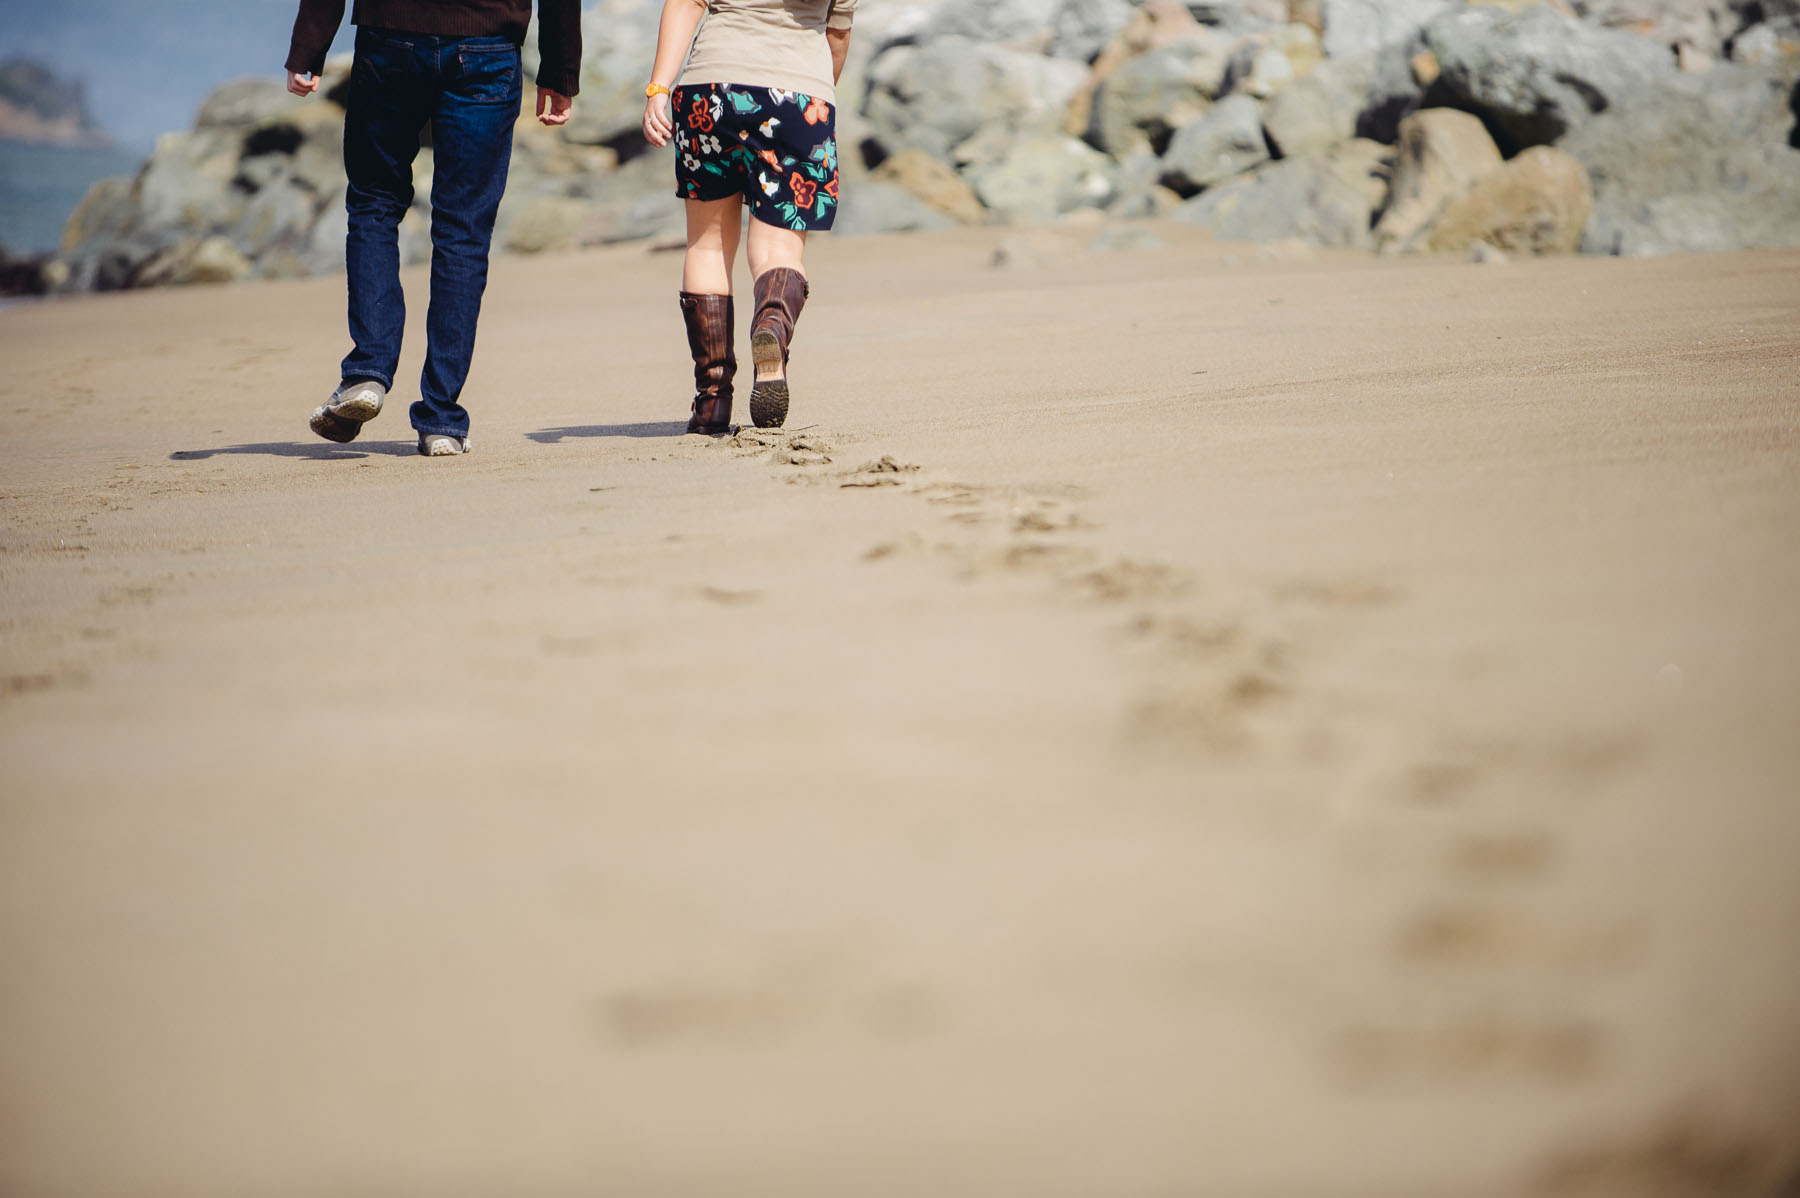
[2,226,1798,1195]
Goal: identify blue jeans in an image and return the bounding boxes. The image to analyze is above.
[341,27,521,438]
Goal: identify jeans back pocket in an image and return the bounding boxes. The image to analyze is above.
[454,45,521,106]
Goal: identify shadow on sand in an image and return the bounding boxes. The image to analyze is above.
[528,422,690,443]
[170,440,419,462]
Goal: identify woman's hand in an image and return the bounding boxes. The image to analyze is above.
[828,28,851,84]
[644,0,704,146]
[643,92,674,147]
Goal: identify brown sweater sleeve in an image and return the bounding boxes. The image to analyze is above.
[285,0,347,77]
[535,0,583,97]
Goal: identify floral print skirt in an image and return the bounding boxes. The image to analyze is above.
[673,83,840,232]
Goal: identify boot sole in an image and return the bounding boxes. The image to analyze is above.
[749,329,789,429]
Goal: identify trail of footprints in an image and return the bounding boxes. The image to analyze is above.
[702,425,1657,1108]
[699,424,1394,757]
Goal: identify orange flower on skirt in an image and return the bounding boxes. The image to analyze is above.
[803,97,830,125]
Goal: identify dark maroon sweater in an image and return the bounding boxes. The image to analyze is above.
[286,0,583,97]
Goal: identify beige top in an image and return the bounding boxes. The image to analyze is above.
[680,0,856,104]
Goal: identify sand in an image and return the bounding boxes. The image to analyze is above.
[2,225,1798,1196]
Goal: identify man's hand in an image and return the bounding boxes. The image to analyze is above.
[642,92,673,147]
[287,70,319,97]
[537,88,572,126]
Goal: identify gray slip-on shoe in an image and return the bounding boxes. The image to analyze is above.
[418,433,472,456]
[309,379,387,444]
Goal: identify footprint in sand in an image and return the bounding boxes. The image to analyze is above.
[1535,1110,1797,1198]
[592,950,941,1048]
[1392,904,1645,975]
[723,426,835,467]
[1325,1007,1610,1088]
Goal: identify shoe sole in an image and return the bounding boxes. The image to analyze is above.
[331,392,383,422]
[309,387,384,444]
[418,435,472,456]
[749,329,789,429]
[309,406,362,443]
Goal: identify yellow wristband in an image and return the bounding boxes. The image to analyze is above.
[645,82,671,98]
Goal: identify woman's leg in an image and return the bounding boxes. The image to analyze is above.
[679,196,743,432]
[745,219,810,428]
[745,219,805,282]
[684,195,743,293]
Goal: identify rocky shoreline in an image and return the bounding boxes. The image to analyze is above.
[19,0,1800,294]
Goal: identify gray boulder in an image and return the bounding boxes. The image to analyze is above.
[1567,0,1737,58]
[1589,190,1800,255]
[1220,23,1325,100]
[1106,150,1185,216]
[554,0,663,153]
[931,0,1063,54]
[48,176,140,292]
[1160,92,1269,195]
[872,149,989,224]
[1322,0,1453,59]
[501,194,594,254]
[969,134,1117,223]
[831,180,957,235]
[229,177,321,259]
[1085,29,1236,157]
[1065,0,1208,143]
[1049,0,1142,62]
[1356,31,1435,144]
[1173,145,1382,247]
[1560,62,1800,253]
[1731,21,1800,67]
[1263,53,1373,157]
[583,192,685,247]
[306,193,349,275]
[131,235,253,287]
[58,175,136,254]
[194,76,297,131]
[1186,0,1289,35]
[864,36,1089,166]
[1424,4,1676,151]
[134,129,244,234]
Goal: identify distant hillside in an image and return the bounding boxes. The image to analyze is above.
[0,0,350,151]
[0,58,110,147]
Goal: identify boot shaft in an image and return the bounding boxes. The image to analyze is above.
[679,291,736,433]
[751,267,809,357]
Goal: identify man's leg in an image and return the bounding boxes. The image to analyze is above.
[411,37,522,443]
[340,28,433,392]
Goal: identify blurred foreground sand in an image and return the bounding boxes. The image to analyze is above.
[2,225,1798,1196]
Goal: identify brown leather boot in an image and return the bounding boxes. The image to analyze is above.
[749,267,809,429]
[679,291,736,434]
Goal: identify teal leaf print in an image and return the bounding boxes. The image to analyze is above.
[726,89,761,115]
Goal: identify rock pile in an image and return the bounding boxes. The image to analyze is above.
[43,0,1800,290]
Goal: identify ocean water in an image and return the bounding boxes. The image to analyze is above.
[0,140,143,255]
[0,0,349,256]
